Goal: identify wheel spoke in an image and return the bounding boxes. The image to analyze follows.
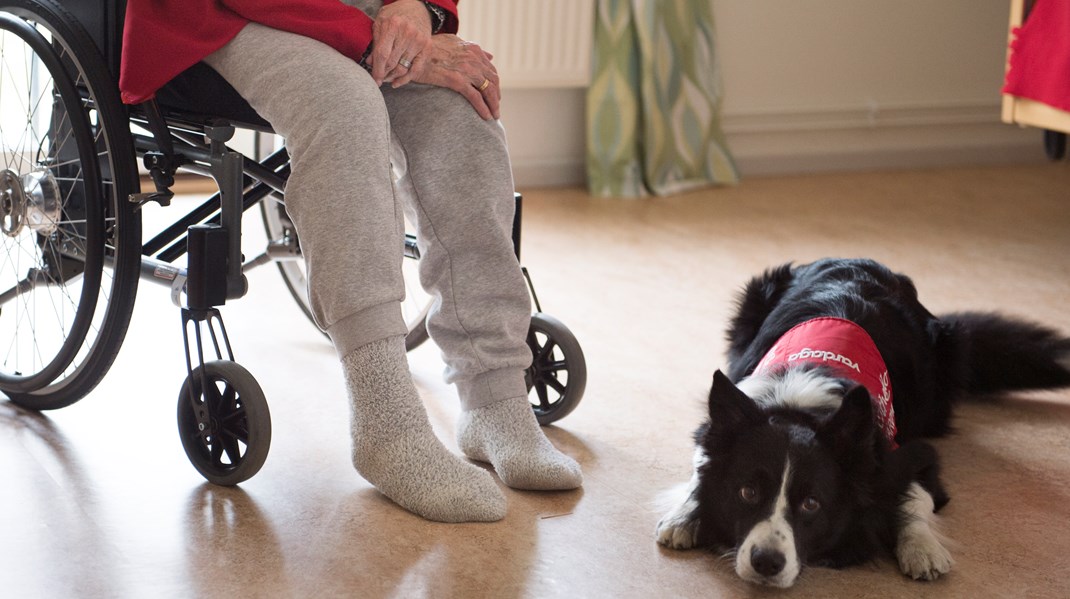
[206,385,246,466]
[535,381,550,410]
[542,375,566,396]
[220,388,250,443]
[220,404,249,430]
[208,431,224,466]
[220,429,243,465]
[537,339,557,363]
[544,359,568,373]
[203,381,228,460]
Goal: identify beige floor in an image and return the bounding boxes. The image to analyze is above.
[2,163,1069,598]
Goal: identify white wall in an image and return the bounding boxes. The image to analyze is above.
[495,0,1043,187]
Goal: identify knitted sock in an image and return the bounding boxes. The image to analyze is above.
[457,396,583,490]
[344,336,506,522]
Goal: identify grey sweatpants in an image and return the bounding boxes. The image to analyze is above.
[203,21,532,410]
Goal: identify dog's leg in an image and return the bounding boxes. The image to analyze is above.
[655,447,706,549]
[896,482,953,580]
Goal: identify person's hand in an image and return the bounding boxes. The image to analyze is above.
[371,0,433,86]
[402,34,501,120]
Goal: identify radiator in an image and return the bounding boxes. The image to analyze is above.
[457,0,595,89]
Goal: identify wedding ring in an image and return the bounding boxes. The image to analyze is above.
[478,79,490,92]
[399,57,412,69]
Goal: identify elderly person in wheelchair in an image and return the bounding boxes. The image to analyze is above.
[120,0,581,522]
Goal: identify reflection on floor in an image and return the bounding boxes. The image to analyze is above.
[2,164,1069,598]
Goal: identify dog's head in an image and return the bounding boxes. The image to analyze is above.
[694,371,883,588]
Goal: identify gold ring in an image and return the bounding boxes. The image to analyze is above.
[478,79,490,92]
[399,57,412,69]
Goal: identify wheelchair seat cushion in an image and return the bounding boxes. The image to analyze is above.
[155,62,271,131]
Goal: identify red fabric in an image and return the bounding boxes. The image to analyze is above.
[119,0,460,104]
[753,317,899,448]
[1003,0,1070,112]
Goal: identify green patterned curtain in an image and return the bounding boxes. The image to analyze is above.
[587,0,739,197]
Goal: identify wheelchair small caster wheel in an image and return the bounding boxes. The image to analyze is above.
[525,312,586,425]
[177,360,271,485]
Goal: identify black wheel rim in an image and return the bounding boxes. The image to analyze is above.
[526,327,570,418]
[182,373,252,476]
[0,11,103,391]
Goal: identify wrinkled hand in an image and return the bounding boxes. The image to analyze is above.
[371,0,433,86]
[401,34,501,120]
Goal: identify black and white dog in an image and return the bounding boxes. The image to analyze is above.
[656,258,1070,587]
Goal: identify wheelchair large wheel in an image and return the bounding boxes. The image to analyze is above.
[260,201,431,349]
[526,312,586,425]
[0,0,141,410]
[178,360,271,486]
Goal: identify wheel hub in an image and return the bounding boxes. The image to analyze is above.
[0,169,26,236]
[195,405,216,441]
[22,169,62,235]
[0,168,62,237]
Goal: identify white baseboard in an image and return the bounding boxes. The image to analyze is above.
[731,137,1045,178]
[723,101,1049,177]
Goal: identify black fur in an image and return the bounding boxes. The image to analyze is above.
[694,375,946,571]
[724,258,1069,439]
[679,258,1070,584]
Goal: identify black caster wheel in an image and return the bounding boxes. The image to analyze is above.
[1044,130,1067,160]
[178,360,271,485]
[525,312,587,425]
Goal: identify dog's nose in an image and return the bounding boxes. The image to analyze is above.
[751,546,786,577]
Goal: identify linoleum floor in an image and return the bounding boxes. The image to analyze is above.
[2,163,1069,598]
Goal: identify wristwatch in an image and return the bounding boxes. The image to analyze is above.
[360,1,447,72]
[422,1,447,34]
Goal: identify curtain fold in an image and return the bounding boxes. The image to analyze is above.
[587,0,738,197]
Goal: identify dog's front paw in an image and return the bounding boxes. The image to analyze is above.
[656,459,706,550]
[655,510,700,549]
[896,529,953,581]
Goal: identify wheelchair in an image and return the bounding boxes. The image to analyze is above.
[0,0,586,485]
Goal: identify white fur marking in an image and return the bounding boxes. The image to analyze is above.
[735,457,801,588]
[896,482,953,581]
[655,447,707,549]
[737,369,843,412]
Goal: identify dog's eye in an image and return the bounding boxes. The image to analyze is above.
[800,497,821,513]
[739,486,759,503]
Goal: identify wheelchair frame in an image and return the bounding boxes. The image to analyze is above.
[0,0,586,485]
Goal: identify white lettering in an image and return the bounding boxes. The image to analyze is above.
[876,370,895,438]
[787,347,861,372]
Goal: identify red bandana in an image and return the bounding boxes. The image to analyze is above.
[753,317,898,448]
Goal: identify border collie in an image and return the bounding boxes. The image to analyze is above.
[655,258,1070,587]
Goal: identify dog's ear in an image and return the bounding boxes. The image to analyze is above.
[708,370,763,429]
[819,385,875,451]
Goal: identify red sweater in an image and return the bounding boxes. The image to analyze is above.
[119,0,459,104]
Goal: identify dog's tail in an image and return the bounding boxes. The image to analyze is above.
[939,311,1070,395]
